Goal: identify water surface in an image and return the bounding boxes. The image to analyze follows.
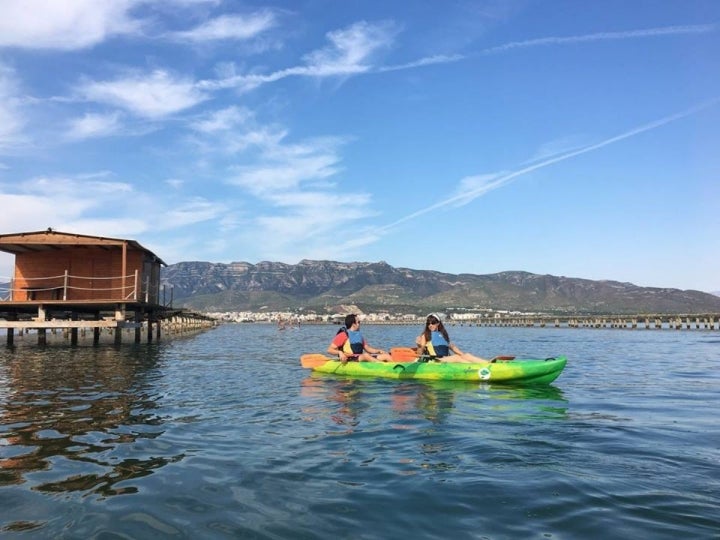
[1,324,718,538]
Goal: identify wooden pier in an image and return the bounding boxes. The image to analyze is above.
[445,314,720,330]
[364,314,719,330]
[0,229,215,346]
[0,299,216,346]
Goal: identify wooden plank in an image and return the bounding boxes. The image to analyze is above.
[0,320,122,329]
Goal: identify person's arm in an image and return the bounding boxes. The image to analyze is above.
[364,342,385,355]
[328,334,349,362]
[449,343,464,355]
[416,334,427,354]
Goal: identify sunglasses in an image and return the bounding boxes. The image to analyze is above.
[427,320,439,325]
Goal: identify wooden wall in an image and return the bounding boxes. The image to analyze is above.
[11,247,159,302]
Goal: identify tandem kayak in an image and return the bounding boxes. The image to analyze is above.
[299,355,567,385]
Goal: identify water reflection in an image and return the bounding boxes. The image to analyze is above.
[301,373,568,431]
[302,373,460,426]
[390,381,457,424]
[300,376,369,433]
[0,346,180,498]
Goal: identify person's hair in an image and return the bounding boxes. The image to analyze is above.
[423,313,449,342]
[344,314,358,328]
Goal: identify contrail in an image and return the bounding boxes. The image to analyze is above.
[374,98,719,234]
[482,24,716,54]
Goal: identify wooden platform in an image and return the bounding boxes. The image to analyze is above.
[0,299,215,346]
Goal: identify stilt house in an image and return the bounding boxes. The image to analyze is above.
[0,229,165,304]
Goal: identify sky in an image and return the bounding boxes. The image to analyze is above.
[0,0,718,293]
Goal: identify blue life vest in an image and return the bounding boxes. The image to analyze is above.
[426,331,450,357]
[342,329,365,355]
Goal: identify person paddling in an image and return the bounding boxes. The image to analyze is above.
[328,314,393,364]
[415,313,488,363]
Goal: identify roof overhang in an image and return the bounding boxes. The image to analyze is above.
[0,230,167,265]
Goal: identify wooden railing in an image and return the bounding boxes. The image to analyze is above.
[1,270,164,303]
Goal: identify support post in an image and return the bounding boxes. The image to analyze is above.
[135,310,142,343]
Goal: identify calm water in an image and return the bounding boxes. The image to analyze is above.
[0,324,718,539]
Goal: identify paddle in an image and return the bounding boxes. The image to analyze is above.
[300,353,336,368]
[300,351,417,368]
[390,347,419,362]
[390,346,515,362]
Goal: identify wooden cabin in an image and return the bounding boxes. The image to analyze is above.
[0,230,219,347]
[0,229,166,304]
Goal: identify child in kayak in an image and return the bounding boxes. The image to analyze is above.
[328,314,393,363]
[415,313,488,363]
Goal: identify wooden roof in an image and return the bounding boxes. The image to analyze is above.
[0,229,166,265]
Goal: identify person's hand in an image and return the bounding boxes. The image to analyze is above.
[338,352,347,364]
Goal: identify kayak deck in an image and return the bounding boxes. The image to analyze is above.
[305,356,567,385]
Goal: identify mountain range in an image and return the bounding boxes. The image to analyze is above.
[160,260,720,315]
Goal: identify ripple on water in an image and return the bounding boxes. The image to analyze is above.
[1,324,719,538]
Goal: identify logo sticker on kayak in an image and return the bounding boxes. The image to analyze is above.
[478,367,491,380]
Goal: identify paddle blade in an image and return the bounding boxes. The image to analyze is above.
[300,353,335,369]
[390,347,419,362]
[491,355,516,362]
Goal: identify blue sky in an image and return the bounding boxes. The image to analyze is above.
[0,0,718,292]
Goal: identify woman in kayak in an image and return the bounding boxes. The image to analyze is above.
[328,314,393,364]
[415,313,488,363]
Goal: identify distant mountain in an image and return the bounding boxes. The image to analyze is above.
[160,260,720,315]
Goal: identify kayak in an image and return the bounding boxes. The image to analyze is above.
[299,355,567,385]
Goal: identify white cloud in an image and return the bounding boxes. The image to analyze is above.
[171,11,277,42]
[0,192,99,233]
[0,0,141,50]
[302,20,397,75]
[80,69,207,118]
[198,20,398,92]
[53,218,149,237]
[230,153,341,196]
[187,117,379,257]
[191,106,251,133]
[20,175,133,197]
[0,172,231,243]
[245,200,375,260]
[66,111,123,140]
[0,64,26,149]
[165,178,184,189]
[163,198,226,227]
[161,0,220,5]
[0,175,142,237]
[449,174,509,207]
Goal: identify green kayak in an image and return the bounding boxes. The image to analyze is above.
[300,355,567,385]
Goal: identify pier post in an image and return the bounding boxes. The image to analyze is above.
[134,310,142,343]
[70,313,78,345]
